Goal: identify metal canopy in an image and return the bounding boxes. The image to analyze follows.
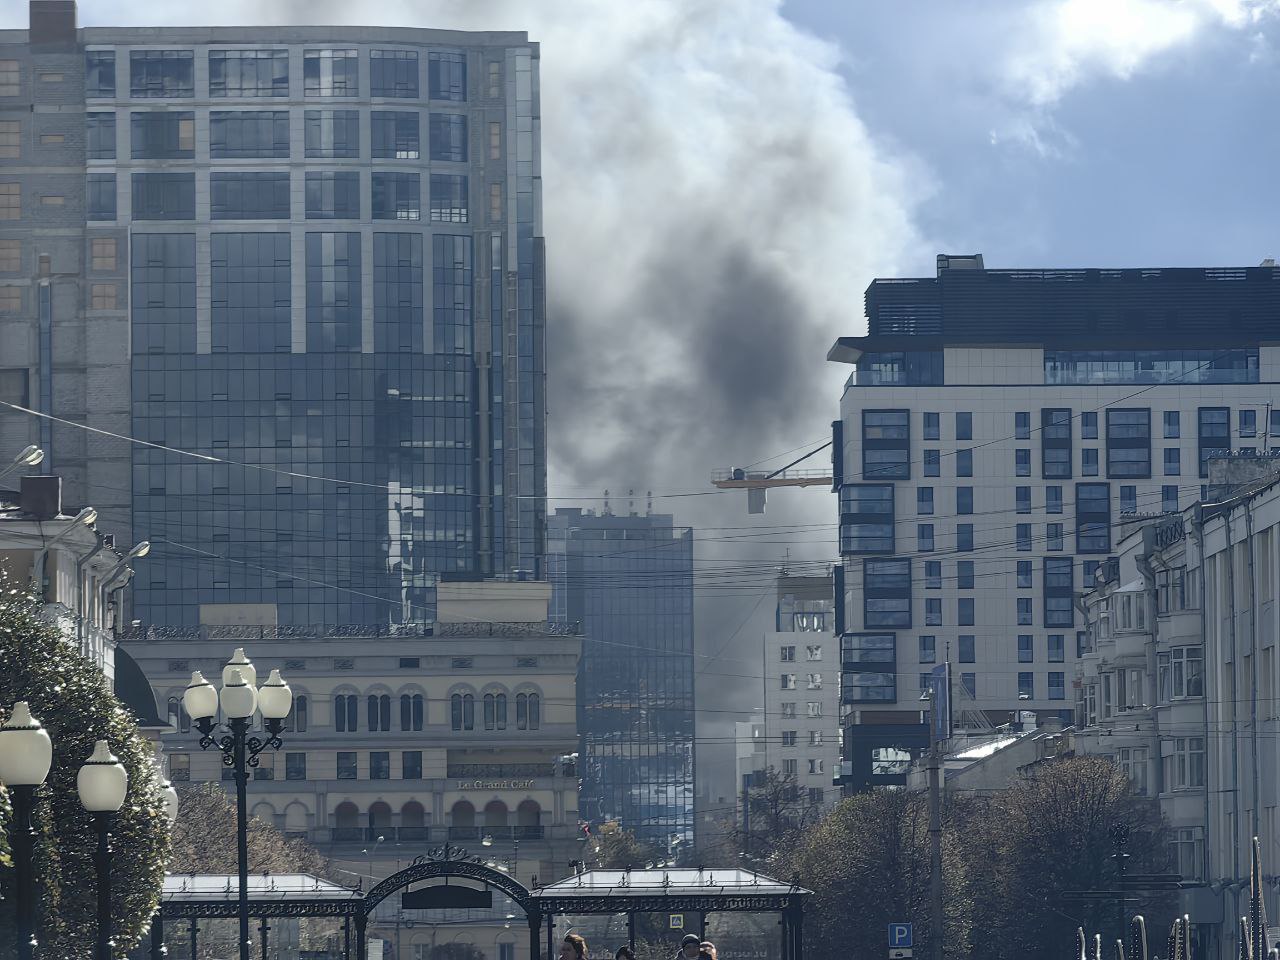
[161,873,362,919]
[531,867,811,914]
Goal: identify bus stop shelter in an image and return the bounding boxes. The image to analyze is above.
[530,867,811,960]
[158,873,362,958]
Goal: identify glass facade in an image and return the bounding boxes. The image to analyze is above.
[64,36,549,626]
[548,510,695,853]
[1044,349,1259,385]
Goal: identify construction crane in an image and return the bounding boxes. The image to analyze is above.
[711,440,833,514]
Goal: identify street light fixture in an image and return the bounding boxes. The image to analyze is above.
[97,540,150,632]
[31,505,98,600]
[0,444,44,484]
[77,740,129,960]
[0,702,53,960]
[183,649,292,960]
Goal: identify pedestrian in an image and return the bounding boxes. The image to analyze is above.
[676,933,702,959]
[561,933,590,960]
[615,947,636,960]
[700,941,718,960]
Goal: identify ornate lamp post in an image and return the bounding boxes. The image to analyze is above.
[183,649,292,960]
[0,702,53,960]
[77,740,129,960]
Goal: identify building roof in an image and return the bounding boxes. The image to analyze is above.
[163,873,355,901]
[534,868,808,898]
[832,256,1280,358]
[114,646,167,728]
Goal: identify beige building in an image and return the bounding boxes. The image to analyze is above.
[123,581,583,960]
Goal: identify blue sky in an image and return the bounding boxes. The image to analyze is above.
[783,0,1280,272]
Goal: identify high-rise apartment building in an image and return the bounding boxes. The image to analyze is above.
[760,573,838,810]
[547,506,695,855]
[0,1,546,625]
[832,253,1280,791]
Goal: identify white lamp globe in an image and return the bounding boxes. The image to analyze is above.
[222,648,256,688]
[161,779,179,824]
[183,671,218,721]
[257,669,293,720]
[220,668,257,720]
[77,740,129,813]
[0,702,53,787]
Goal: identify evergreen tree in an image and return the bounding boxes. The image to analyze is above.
[0,574,170,957]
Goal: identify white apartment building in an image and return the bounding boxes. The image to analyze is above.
[832,254,1280,792]
[1076,459,1280,960]
[760,573,839,809]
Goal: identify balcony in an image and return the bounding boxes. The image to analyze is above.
[447,763,557,778]
[325,825,554,844]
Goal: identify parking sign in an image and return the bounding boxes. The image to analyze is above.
[889,923,913,948]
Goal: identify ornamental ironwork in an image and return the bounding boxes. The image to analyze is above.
[361,846,536,917]
[163,899,361,920]
[532,894,803,914]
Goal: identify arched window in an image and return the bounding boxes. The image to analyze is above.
[516,692,541,730]
[401,801,426,828]
[484,693,508,731]
[516,799,541,827]
[400,693,424,731]
[451,800,475,827]
[368,801,392,831]
[284,694,308,733]
[451,693,475,731]
[368,694,391,731]
[335,694,358,732]
[333,801,360,841]
[166,696,191,734]
[483,800,508,828]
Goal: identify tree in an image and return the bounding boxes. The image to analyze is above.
[168,781,329,876]
[0,574,170,958]
[785,789,973,960]
[961,755,1173,960]
[590,821,660,869]
[731,766,823,869]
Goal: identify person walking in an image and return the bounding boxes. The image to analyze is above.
[676,933,702,960]
[561,933,590,960]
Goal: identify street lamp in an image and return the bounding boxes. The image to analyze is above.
[31,505,98,601]
[77,740,129,960]
[98,540,150,632]
[183,651,292,960]
[0,702,53,960]
[0,444,43,483]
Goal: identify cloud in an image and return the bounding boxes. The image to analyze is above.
[1002,0,1280,108]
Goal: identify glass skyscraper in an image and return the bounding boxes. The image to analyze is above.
[0,6,545,626]
[548,507,695,853]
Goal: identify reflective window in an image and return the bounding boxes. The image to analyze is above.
[1046,486,1062,514]
[956,448,972,477]
[959,634,975,663]
[924,560,941,589]
[1017,560,1032,589]
[1107,409,1151,478]
[130,233,196,354]
[919,635,935,664]
[956,487,973,515]
[305,232,361,351]
[429,113,468,161]
[371,49,418,98]
[1015,411,1030,439]
[1048,672,1066,701]
[956,412,972,440]
[210,172,290,220]
[372,111,420,159]
[305,171,360,219]
[131,111,194,159]
[131,173,195,220]
[1018,672,1034,698]
[1045,349,1259,385]
[1081,411,1098,439]
[372,172,421,221]
[1018,598,1033,626]
[86,112,116,159]
[1048,634,1065,662]
[87,174,115,221]
[1018,635,1033,663]
[923,449,940,477]
[428,51,467,101]
[129,50,194,98]
[957,524,973,551]
[1016,523,1031,552]
[1016,448,1031,476]
[429,173,468,223]
[432,234,473,354]
[208,50,288,97]
[305,110,360,158]
[917,486,933,515]
[210,111,289,158]
[86,51,115,97]
[1082,448,1099,476]
[1163,485,1179,514]
[917,523,933,552]
[956,560,974,590]
[210,232,290,352]
[304,49,358,97]
[1047,523,1063,551]
[958,597,974,626]
[864,558,910,629]
[374,233,423,352]
[923,411,939,439]
[851,351,943,387]
[1164,411,1180,438]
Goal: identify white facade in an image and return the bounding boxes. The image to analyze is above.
[1075,463,1280,959]
[759,574,840,809]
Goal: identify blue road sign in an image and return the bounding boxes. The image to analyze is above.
[889,923,913,948]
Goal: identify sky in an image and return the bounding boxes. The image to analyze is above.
[7,0,1280,811]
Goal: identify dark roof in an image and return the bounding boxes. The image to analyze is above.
[114,646,167,729]
[859,263,1280,347]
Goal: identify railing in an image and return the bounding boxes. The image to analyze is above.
[325,825,554,844]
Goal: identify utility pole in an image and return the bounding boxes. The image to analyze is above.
[926,683,943,960]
